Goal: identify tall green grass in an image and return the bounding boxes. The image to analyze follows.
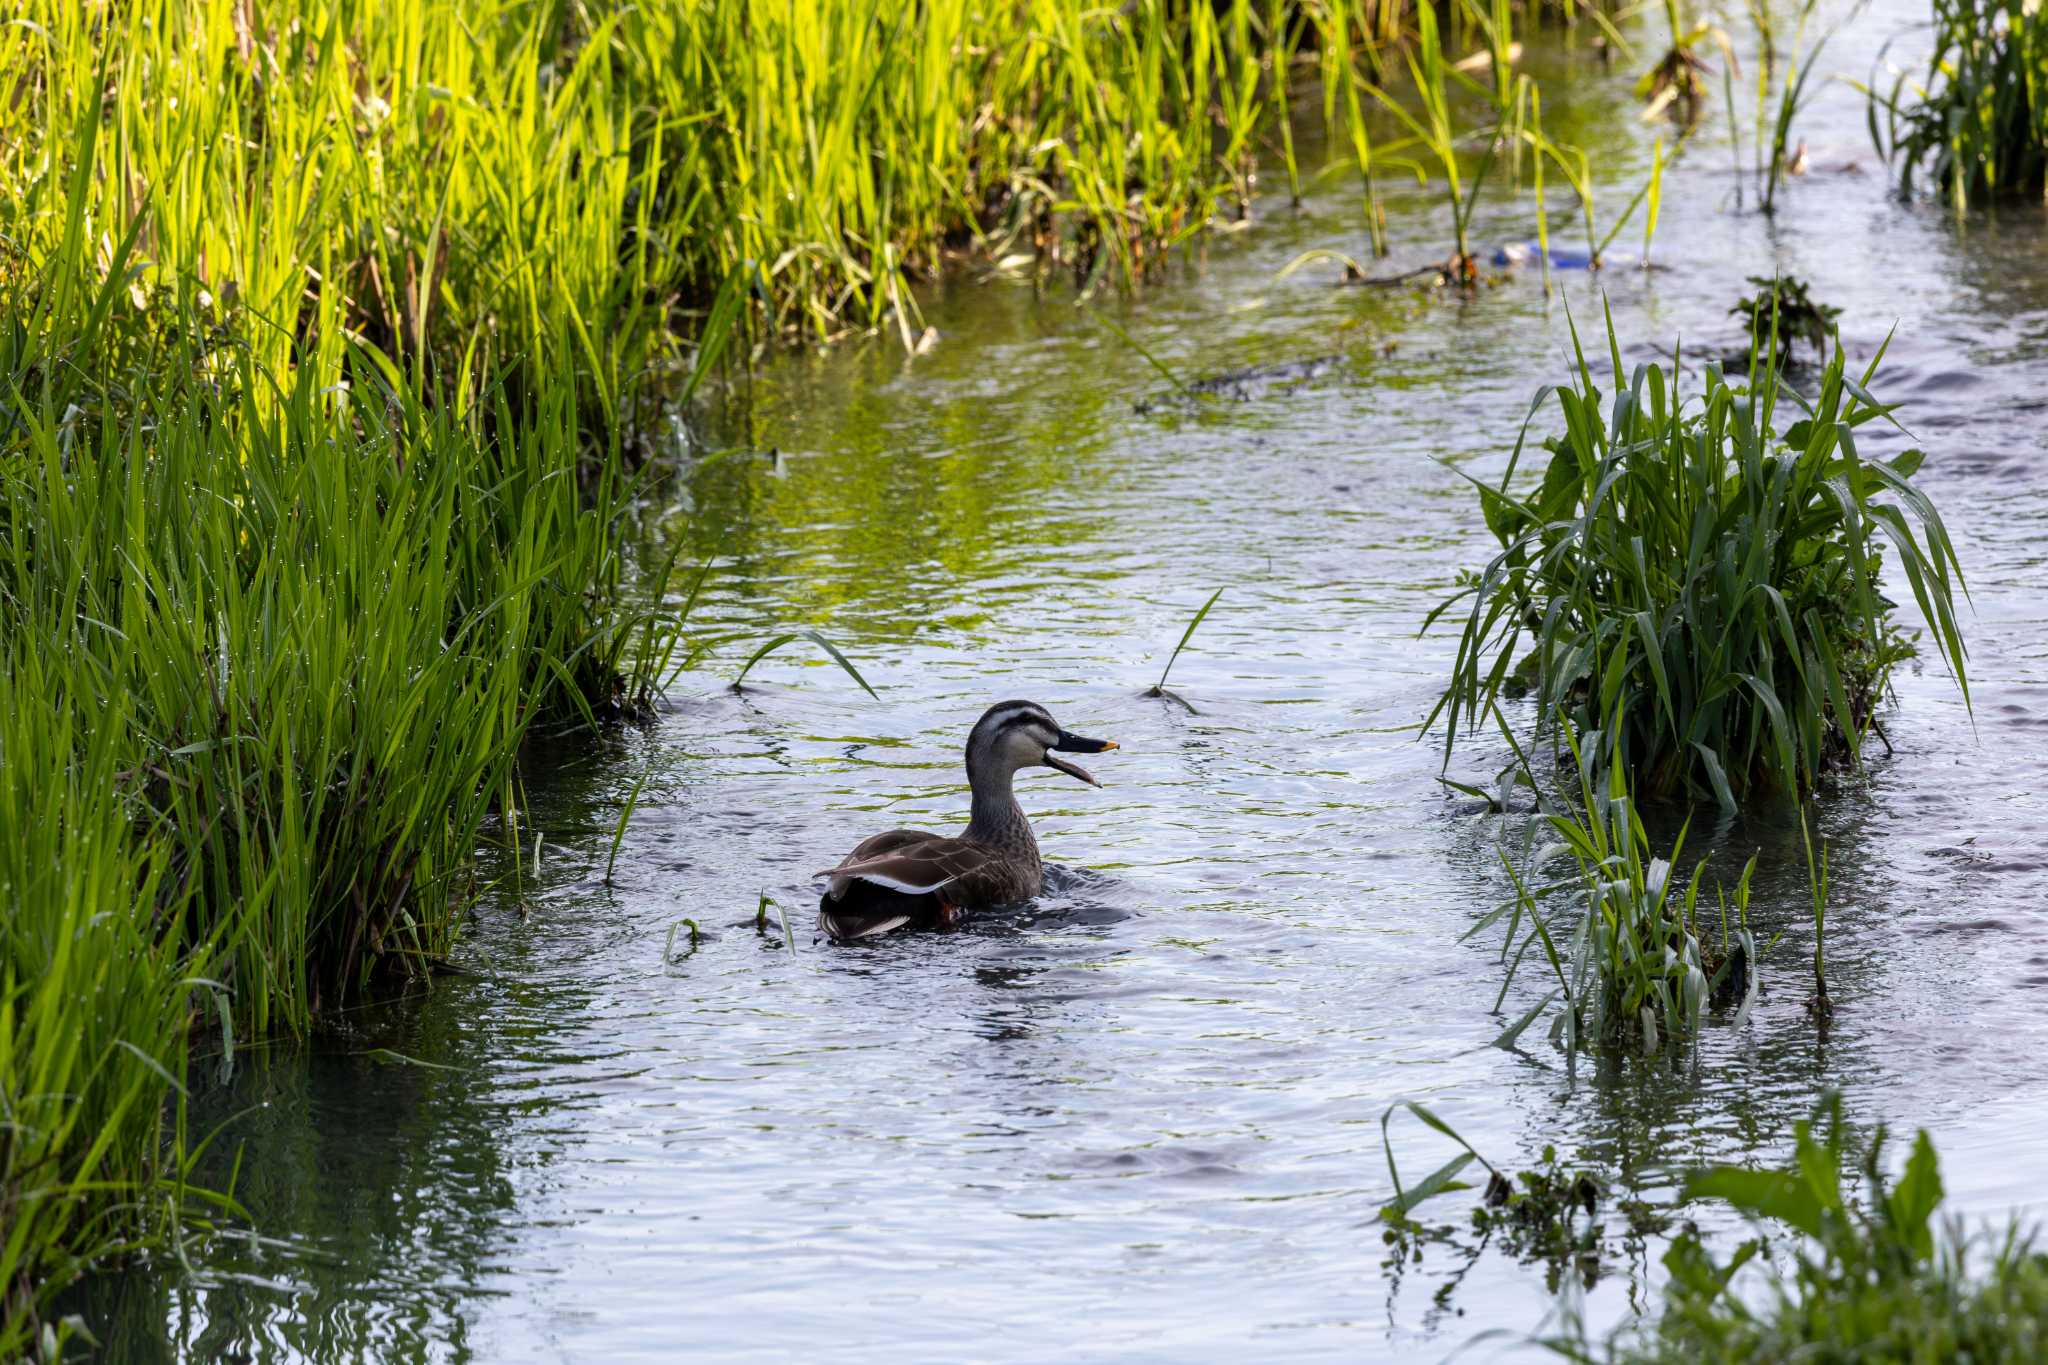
[0,8,693,1344]
[0,656,205,1361]
[1871,0,2048,210]
[0,303,676,1351]
[1358,0,1528,281]
[1427,309,1969,808]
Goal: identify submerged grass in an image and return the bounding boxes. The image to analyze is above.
[1427,306,1969,809]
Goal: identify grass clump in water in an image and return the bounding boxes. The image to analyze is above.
[1475,721,1758,1056]
[1872,0,2048,212]
[1558,1094,2048,1362]
[1729,274,1841,367]
[1426,308,1969,809]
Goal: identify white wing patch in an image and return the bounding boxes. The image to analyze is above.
[845,870,959,895]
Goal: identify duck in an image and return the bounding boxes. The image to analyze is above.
[816,700,1118,940]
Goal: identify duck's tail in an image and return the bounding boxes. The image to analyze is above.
[816,879,944,942]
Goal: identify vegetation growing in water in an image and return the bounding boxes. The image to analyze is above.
[1474,721,1761,1056]
[1729,274,1842,366]
[0,4,704,1347]
[1872,0,2048,210]
[1426,311,1969,808]
[1558,1095,2048,1362]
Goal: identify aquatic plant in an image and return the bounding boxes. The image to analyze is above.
[1379,1105,1605,1290]
[1870,0,2048,210]
[1525,114,1676,271]
[729,631,880,699]
[620,0,1300,335]
[1426,308,1970,807]
[1637,0,1716,123]
[1801,810,1834,1023]
[1359,0,1527,284]
[1752,0,1838,214]
[0,656,208,1361]
[1553,1094,2048,1362]
[1147,588,1227,712]
[0,44,699,1349]
[1728,274,1842,365]
[1473,720,1757,1056]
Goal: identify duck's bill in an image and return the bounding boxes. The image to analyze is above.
[1048,733,1117,787]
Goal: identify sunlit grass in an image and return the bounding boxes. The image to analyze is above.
[1427,306,1969,808]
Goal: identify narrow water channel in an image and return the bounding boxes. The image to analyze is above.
[73,2,2048,1358]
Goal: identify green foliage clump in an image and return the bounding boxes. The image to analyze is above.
[1477,1146,1605,1277]
[1729,275,1841,366]
[1586,1095,2048,1362]
[1874,0,2048,211]
[1428,312,1969,808]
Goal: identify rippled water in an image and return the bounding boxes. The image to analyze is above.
[73,4,2048,1359]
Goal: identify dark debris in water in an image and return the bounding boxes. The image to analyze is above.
[1133,354,1342,415]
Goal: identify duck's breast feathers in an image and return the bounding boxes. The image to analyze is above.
[818,833,997,901]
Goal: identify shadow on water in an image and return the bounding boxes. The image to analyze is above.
[60,990,527,1364]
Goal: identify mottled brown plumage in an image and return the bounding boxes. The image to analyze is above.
[816,701,1116,940]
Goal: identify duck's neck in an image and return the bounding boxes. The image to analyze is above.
[964,765,1039,859]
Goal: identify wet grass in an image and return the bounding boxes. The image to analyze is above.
[1872,0,2048,210]
[1427,307,1969,808]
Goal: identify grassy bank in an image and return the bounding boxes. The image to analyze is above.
[0,3,693,1347]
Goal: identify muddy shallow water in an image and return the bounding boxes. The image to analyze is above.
[73,3,2048,1359]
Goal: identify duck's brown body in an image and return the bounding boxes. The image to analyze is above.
[816,701,1114,941]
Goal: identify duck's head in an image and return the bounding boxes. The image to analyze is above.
[966,700,1118,787]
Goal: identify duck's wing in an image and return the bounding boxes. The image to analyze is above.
[816,832,1001,941]
[818,832,997,901]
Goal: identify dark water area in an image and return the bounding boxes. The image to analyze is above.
[68,2,2048,1359]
